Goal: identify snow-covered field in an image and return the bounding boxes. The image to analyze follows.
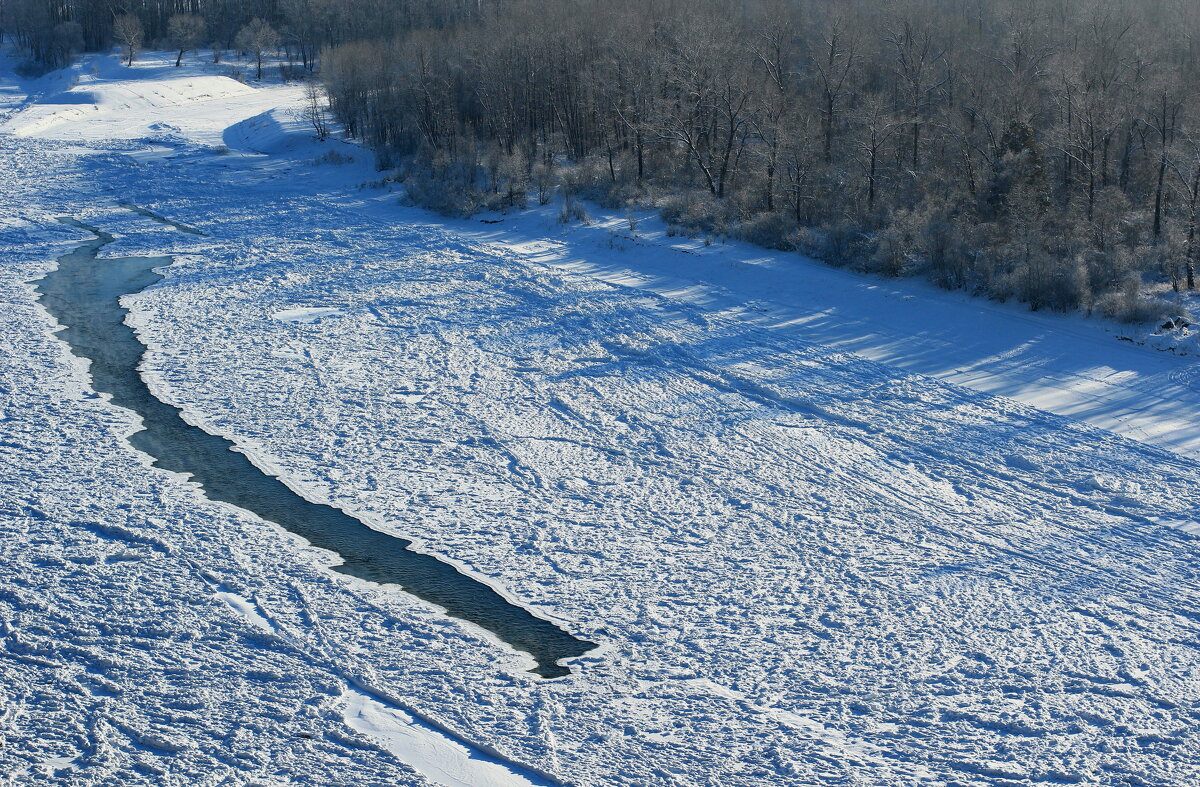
[4,51,1200,786]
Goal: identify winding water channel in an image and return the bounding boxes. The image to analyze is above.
[35,217,595,679]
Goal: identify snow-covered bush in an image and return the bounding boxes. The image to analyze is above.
[865,210,923,277]
[735,212,798,251]
[660,191,728,237]
[924,219,972,290]
[1096,276,1176,323]
[798,219,871,267]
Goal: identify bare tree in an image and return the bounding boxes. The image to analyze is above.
[884,18,947,171]
[236,18,279,81]
[305,81,329,141]
[113,13,142,67]
[1169,131,1200,289]
[853,95,904,213]
[810,15,860,166]
[168,13,207,68]
[1146,85,1183,242]
[749,2,798,213]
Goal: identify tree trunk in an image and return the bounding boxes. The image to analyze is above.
[605,129,616,182]
[765,144,776,212]
[1119,122,1134,191]
[823,92,834,164]
[1154,146,1168,239]
[1101,133,1110,188]
[1188,165,1200,290]
[868,145,877,211]
[635,129,644,183]
[911,122,920,170]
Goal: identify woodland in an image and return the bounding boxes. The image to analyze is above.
[7,0,1200,320]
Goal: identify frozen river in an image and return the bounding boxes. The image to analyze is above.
[34,216,595,680]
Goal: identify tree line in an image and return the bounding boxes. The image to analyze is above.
[5,0,1200,321]
[322,0,1200,321]
[0,0,479,71]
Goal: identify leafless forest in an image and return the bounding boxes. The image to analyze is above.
[7,0,1200,320]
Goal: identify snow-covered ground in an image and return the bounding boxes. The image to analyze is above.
[4,51,1200,785]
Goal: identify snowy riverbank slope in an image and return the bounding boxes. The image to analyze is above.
[4,52,1200,785]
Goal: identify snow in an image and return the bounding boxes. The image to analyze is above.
[340,688,555,787]
[1,51,299,145]
[1145,320,1200,357]
[454,211,1200,460]
[213,591,277,634]
[272,307,345,324]
[4,49,1200,785]
[212,584,545,787]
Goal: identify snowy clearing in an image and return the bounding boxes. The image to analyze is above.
[3,51,1200,786]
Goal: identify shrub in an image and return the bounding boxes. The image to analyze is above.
[1084,247,1134,295]
[532,160,555,205]
[925,220,972,289]
[736,212,798,251]
[1095,276,1174,323]
[401,157,487,216]
[314,150,353,165]
[866,211,922,277]
[558,195,590,224]
[799,219,871,267]
[659,191,726,236]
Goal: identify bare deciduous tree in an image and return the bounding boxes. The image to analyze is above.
[168,13,207,68]
[305,81,329,140]
[235,18,278,81]
[113,13,142,67]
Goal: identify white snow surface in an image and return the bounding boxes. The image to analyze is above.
[340,687,552,787]
[4,51,1200,785]
[272,307,344,324]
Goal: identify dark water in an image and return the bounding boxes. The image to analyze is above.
[35,219,596,678]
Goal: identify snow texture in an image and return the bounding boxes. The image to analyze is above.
[3,51,1200,786]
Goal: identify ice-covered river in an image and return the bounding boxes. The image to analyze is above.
[34,218,595,679]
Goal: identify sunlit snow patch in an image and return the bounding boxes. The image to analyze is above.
[5,74,257,138]
[272,307,344,324]
[214,591,276,634]
[341,689,552,787]
[1148,517,1200,536]
[216,594,554,785]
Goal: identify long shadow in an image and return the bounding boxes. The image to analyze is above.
[35,218,596,678]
